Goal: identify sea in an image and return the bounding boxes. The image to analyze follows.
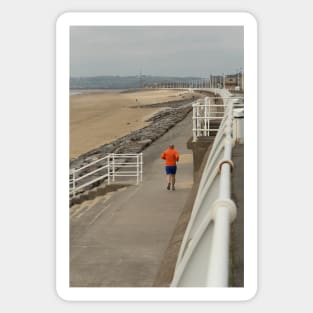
[69,75,203,96]
[70,89,126,96]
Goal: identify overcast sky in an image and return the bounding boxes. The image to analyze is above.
[70,26,243,78]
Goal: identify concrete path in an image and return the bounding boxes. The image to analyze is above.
[70,112,194,287]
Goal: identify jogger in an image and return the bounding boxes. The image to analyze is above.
[161,144,180,191]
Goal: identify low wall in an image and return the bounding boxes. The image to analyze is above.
[187,119,221,180]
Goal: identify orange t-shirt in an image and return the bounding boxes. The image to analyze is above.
[161,149,179,166]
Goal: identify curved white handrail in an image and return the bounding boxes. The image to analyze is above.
[171,88,240,287]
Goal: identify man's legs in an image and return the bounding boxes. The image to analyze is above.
[171,174,176,190]
[165,167,176,190]
[167,174,171,190]
[167,175,171,184]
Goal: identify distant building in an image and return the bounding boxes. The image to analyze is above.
[225,73,244,92]
[225,75,237,90]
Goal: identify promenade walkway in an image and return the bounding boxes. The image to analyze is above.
[70,112,194,287]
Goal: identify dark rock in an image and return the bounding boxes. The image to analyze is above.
[138,139,152,145]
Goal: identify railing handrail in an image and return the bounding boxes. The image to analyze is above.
[72,155,109,173]
[171,89,239,287]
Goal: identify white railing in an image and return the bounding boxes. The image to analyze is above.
[171,94,238,287]
[192,96,226,140]
[70,153,143,199]
[192,94,243,141]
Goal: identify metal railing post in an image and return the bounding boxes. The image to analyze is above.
[192,102,197,141]
[107,155,111,184]
[233,109,244,144]
[196,102,200,137]
[208,97,211,137]
[72,170,76,198]
[206,204,232,286]
[204,97,208,136]
[112,153,115,182]
[136,154,139,185]
[140,153,143,182]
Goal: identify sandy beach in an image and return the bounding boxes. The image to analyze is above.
[70,89,195,159]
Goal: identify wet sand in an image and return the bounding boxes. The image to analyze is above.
[70,89,194,159]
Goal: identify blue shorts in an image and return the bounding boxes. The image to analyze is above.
[165,166,177,175]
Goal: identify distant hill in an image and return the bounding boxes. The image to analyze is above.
[70,75,204,89]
